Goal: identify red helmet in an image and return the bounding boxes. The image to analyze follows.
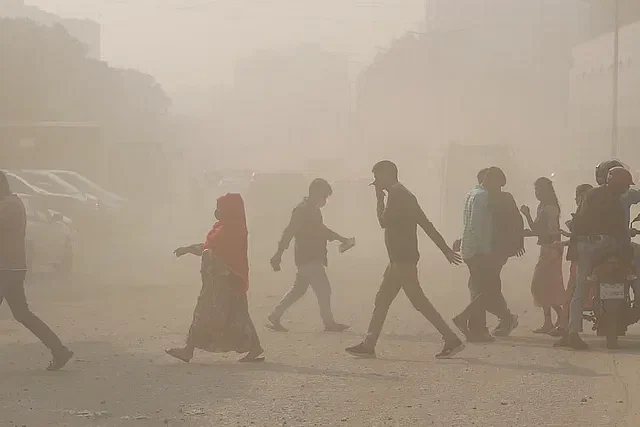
[607,167,635,186]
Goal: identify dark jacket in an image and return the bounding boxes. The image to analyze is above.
[278,198,341,267]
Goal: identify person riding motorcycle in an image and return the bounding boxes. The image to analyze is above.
[557,167,634,350]
[595,160,640,298]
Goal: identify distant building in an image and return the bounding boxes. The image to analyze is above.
[228,45,351,171]
[0,0,100,59]
[570,20,640,167]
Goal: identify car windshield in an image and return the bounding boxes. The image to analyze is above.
[5,174,34,195]
[53,171,103,195]
[19,172,77,195]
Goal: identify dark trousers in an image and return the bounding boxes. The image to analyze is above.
[364,262,458,348]
[466,258,508,333]
[0,271,65,354]
[458,255,510,326]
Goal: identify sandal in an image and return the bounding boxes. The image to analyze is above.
[533,324,554,334]
[239,348,265,363]
[165,347,193,363]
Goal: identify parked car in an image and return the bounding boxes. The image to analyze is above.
[48,169,126,214]
[4,170,101,231]
[18,194,74,276]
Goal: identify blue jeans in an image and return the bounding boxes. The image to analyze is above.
[569,236,622,333]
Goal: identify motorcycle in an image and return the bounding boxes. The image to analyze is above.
[582,214,640,349]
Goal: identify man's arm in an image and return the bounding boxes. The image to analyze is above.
[414,196,451,254]
[621,188,640,207]
[376,188,387,228]
[276,207,303,255]
[322,224,346,243]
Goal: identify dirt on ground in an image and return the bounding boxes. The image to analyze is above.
[2,226,640,427]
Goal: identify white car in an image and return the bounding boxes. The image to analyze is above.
[19,194,74,275]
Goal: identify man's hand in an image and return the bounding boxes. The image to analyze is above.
[520,205,530,217]
[270,253,282,272]
[452,239,462,252]
[173,247,189,257]
[444,248,463,266]
[374,185,385,201]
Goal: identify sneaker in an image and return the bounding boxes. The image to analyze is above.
[467,330,495,343]
[548,326,567,337]
[47,347,74,371]
[324,323,350,333]
[568,333,588,350]
[452,315,470,339]
[493,314,519,337]
[345,343,376,358]
[435,339,465,359]
[266,314,288,332]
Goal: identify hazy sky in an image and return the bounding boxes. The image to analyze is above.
[26,0,425,94]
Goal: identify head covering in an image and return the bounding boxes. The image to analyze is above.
[596,159,626,185]
[203,193,249,292]
[607,167,635,186]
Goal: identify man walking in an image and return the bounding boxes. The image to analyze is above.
[346,161,465,359]
[267,178,352,332]
[453,168,524,342]
[0,171,73,371]
[453,167,519,339]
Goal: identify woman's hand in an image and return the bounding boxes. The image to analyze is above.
[174,246,189,257]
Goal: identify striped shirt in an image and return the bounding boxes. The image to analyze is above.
[461,185,493,260]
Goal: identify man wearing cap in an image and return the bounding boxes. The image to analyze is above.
[346,161,465,359]
[557,166,635,350]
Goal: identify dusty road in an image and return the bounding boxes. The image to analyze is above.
[1,238,640,427]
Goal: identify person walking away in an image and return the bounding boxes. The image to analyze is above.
[453,167,519,339]
[452,168,524,342]
[166,193,264,363]
[557,167,634,350]
[520,177,565,333]
[345,161,465,359]
[267,178,352,332]
[551,183,593,337]
[0,171,73,371]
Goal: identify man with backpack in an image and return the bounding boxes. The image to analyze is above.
[453,167,522,341]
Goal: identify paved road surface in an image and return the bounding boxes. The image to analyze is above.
[1,247,639,427]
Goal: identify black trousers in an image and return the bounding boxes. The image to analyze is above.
[0,271,65,354]
[459,255,510,328]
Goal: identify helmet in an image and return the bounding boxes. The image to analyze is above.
[607,167,635,187]
[595,159,625,185]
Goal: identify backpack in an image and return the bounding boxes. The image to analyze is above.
[490,191,524,258]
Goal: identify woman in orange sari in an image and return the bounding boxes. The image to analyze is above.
[166,193,264,363]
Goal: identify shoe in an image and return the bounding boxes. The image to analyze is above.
[239,348,265,363]
[533,324,554,334]
[452,315,470,339]
[47,347,74,371]
[568,333,588,350]
[345,343,376,358]
[324,323,350,333]
[467,331,495,343]
[493,314,518,337]
[265,314,288,332]
[548,326,567,337]
[435,339,465,359]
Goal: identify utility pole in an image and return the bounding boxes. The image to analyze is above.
[612,0,620,158]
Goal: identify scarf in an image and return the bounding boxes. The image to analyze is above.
[202,193,249,292]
